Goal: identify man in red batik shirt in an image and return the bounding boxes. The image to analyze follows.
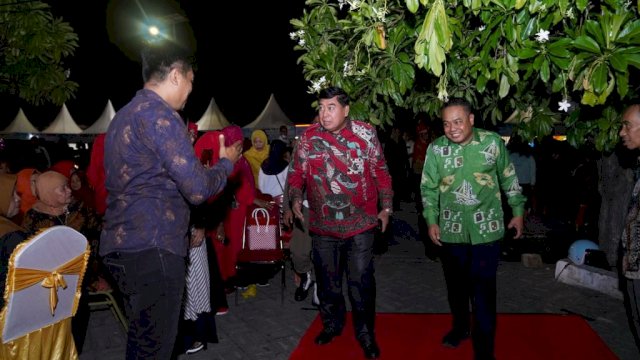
[288,86,393,360]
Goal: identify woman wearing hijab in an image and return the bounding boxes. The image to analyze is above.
[194,126,273,288]
[70,169,96,211]
[49,159,77,179]
[243,129,270,187]
[22,170,100,353]
[87,133,107,216]
[0,174,28,318]
[258,140,290,198]
[13,168,38,224]
[0,174,28,310]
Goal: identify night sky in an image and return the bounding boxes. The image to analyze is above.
[1,0,317,130]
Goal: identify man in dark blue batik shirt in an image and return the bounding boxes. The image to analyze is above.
[101,46,242,359]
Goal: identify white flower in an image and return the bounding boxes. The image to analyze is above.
[338,0,346,10]
[289,32,297,40]
[558,99,571,112]
[535,29,550,43]
[297,30,305,37]
[566,8,575,19]
[437,87,449,102]
[343,61,353,76]
[348,0,361,11]
[298,39,306,46]
[372,6,388,22]
[478,25,486,31]
[308,76,329,94]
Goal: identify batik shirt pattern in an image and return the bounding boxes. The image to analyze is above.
[622,178,640,279]
[288,120,393,239]
[420,128,525,244]
[101,89,232,257]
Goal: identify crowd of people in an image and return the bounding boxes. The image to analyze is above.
[2,43,640,360]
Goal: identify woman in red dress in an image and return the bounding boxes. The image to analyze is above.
[194,126,272,289]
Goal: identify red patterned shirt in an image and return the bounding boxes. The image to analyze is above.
[287,120,393,238]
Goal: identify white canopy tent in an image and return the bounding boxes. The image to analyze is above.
[196,97,230,131]
[1,108,38,134]
[243,94,294,130]
[83,100,115,134]
[41,103,83,134]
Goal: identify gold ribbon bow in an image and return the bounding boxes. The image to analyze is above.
[40,271,68,315]
[11,253,87,316]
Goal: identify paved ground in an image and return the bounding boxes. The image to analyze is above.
[80,202,638,360]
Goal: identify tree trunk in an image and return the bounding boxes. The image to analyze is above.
[598,150,635,266]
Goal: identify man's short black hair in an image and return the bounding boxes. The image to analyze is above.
[141,45,195,83]
[442,98,472,115]
[319,87,350,106]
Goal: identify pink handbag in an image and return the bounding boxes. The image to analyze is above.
[244,207,279,250]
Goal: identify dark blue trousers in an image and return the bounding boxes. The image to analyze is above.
[103,248,186,360]
[312,229,376,341]
[440,241,500,360]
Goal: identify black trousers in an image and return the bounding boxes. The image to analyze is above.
[312,229,376,340]
[624,278,640,353]
[103,248,186,360]
[440,241,500,360]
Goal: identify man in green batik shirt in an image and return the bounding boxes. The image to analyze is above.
[420,98,526,360]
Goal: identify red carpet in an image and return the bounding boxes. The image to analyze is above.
[289,313,617,360]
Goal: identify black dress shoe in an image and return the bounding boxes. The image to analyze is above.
[359,338,380,359]
[441,329,470,348]
[314,329,340,345]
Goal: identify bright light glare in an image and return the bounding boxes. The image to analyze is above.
[148,26,160,36]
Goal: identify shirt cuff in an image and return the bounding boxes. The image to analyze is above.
[217,158,234,176]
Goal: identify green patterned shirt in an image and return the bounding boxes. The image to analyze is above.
[420,128,526,244]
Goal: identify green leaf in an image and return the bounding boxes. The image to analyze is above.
[532,54,544,70]
[549,55,571,70]
[406,0,420,13]
[499,74,510,98]
[290,19,305,28]
[476,75,489,92]
[515,0,526,10]
[625,53,640,69]
[517,47,538,59]
[618,20,640,44]
[610,52,627,72]
[505,17,515,43]
[616,71,629,98]
[547,39,572,57]
[573,36,601,54]
[576,0,588,11]
[515,9,529,25]
[540,59,550,82]
[620,46,640,54]
[591,62,608,94]
[581,90,598,106]
[585,20,605,48]
[520,17,537,41]
[558,0,568,14]
[598,74,615,104]
[551,75,564,92]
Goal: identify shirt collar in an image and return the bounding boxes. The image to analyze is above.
[317,117,353,136]
[444,127,479,146]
